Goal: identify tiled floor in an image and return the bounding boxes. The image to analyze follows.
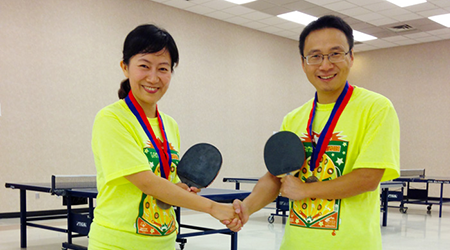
[1,204,449,250]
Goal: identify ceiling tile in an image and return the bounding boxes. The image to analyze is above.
[404,31,430,39]
[367,17,399,26]
[222,5,255,15]
[257,25,284,33]
[258,6,291,15]
[242,1,277,11]
[415,35,442,43]
[163,0,195,8]
[186,5,216,15]
[405,2,438,12]
[363,2,397,12]
[346,0,384,6]
[225,16,252,25]
[275,21,305,30]
[354,43,378,52]
[264,0,302,5]
[305,0,341,5]
[427,28,450,35]
[204,10,235,20]
[362,39,397,48]
[417,8,449,17]
[202,0,236,10]
[282,1,317,11]
[303,6,335,17]
[242,21,268,29]
[324,1,357,11]
[339,7,372,17]
[431,0,450,8]
[185,0,213,4]
[378,7,411,17]
[394,39,420,46]
[354,12,386,22]
[392,13,423,22]
[240,11,273,20]
[259,16,290,25]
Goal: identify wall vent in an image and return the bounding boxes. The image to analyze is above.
[388,24,416,33]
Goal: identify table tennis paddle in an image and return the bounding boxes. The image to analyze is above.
[264,131,305,177]
[157,143,222,209]
[177,143,223,188]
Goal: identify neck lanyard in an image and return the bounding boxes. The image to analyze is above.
[124,91,172,179]
[307,82,353,171]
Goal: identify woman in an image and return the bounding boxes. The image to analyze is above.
[89,24,236,249]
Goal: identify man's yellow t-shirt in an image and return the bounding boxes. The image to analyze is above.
[89,100,181,250]
[279,86,400,250]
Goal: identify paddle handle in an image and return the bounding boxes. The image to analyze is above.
[276,169,300,178]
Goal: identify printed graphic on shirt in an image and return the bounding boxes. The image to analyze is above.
[135,139,179,236]
[289,131,348,231]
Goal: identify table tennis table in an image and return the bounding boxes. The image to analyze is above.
[394,169,450,217]
[5,175,250,250]
[222,177,405,227]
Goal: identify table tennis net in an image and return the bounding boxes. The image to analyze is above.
[51,175,96,190]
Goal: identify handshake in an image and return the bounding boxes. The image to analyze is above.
[212,199,249,232]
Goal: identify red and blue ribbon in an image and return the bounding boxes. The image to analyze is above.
[307,82,353,171]
[124,91,172,179]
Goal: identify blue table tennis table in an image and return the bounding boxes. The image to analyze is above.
[5,179,250,250]
[222,177,405,227]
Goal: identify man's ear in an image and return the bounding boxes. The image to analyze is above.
[301,57,307,73]
[349,49,354,67]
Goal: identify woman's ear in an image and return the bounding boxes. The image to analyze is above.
[120,61,129,78]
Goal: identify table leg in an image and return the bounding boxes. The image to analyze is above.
[231,231,237,250]
[20,189,27,248]
[382,188,388,227]
[439,183,443,218]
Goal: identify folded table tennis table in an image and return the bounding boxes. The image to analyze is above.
[5,175,250,250]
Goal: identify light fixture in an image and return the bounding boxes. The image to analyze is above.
[386,0,427,8]
[428,13,450,28]
[353,31,377,42]
[277,11,317,26]
[224,0,257,4]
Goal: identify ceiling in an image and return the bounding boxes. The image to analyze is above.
[150,0,450,52]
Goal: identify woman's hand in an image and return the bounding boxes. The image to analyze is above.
[210,202,240,226]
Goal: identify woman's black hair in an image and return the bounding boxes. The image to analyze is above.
[118,24,179,99]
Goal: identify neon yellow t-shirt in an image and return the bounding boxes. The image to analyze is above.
[89,100,181,250]
[279,86,400,250]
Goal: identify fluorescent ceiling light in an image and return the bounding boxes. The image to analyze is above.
[224,0,256,4]
[353,31,377,42]
[277,11,317,26]
[386,0,426,8]
[429,13,450,28]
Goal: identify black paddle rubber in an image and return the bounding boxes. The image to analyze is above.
[177,143,223,189]
[264,131,305,177]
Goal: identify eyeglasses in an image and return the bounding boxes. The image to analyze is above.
[303,51,351,65]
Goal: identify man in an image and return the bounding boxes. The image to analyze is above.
[227,15,400,249]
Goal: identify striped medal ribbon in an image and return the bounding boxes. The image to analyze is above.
[307,82,353,172]
[125,91,172,179]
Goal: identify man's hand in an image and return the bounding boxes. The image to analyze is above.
[222,199,249,232]
[176,182,200,194]
[280,175,308,200]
